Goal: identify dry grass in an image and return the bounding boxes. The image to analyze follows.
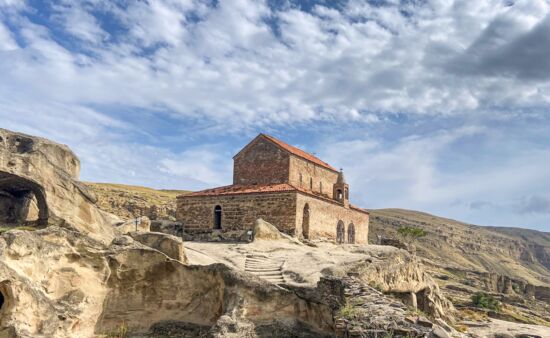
[457,308,488,322]
[84,182,190,219]
[85,182,189,199]
[0,225,37,234]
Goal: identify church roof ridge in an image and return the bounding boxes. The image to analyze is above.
[258,133,338,172]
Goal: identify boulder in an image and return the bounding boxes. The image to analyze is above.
[0,128,114,243]
[130,231,187,263]
[355,251,455,322]
[115,216,151,234]
[253,218,284,240]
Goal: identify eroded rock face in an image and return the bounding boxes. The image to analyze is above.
[0,129,114,243]
[129,231,187,263]
[0,226,334,337]
[353,250,455,322]
[0,227,111,337]
[0,129,460,338]
[115,215,151,234]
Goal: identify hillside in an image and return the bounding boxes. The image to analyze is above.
[83,184,550,325]
[85,182,189,221]
[368,209,550,287]
[369,209,550,326]
[85,183,550,288]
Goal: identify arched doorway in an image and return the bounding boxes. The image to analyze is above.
[0,171,48,226]
[302,203,310,239]
[347,223,355,244]
[336,220,345,244]
[213,205,222,230]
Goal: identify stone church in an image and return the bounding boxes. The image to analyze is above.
[176,134,369,243]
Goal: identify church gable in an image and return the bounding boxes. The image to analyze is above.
[233,136,290,185]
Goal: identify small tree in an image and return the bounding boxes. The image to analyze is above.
[396,226,426,246]
[471,292,501,312]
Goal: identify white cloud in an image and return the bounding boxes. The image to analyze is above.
[0,22,16,50]
[0,0,550,230]
[53,3,108,44]
[320,122,550,229]
[1,0,550,129]
[160,145,233,187]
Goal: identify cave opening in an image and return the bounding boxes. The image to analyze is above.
[416,288,429,313]
[0,290,4,310]
[0,171,48,227]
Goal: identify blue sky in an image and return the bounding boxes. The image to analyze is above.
[1,0,549,231]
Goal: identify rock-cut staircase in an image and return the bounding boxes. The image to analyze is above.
[244,254,285,285]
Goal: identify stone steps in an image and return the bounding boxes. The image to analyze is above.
[244,255,285,285]
[245,268,282,272]
[245,265,281,269]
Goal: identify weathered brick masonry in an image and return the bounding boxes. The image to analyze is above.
[296,193,368,244]
[177,133,369,243]
[177,191,297,235]
[233,137,289,185]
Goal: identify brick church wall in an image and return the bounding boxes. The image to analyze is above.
[295,193,369,244]
[177,192,297,235]
[233,138,290,185]
[289,156,339,197]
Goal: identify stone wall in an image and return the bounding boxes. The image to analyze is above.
[177,192,297,235]
[233,138,290,185]
[289,156,339,197]
[295,193,369,244]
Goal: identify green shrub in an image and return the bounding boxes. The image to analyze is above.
[338,303,356,318]
[396,226,427,245]
[471,292,501,312]
[105,321,128,338]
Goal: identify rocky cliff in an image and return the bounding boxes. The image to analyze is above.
[0,129,463,338]
[369,209,550,326]
[0,129,115,243]
[369,209,550,287]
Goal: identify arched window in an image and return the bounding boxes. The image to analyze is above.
[302,203,310,239]
[337,189,343,201]
[213,205,222,229]
[347,223,355,244]
[336,220,345,244]
[319,181,323,193]
[299,173,303,185]
[310,177,313,190]
[345,188,349,200]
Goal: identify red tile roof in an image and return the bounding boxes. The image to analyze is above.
[260,134,338,172]
[179,183,369,215]
[184,183,297,197]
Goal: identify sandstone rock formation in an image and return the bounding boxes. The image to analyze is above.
[130,231,187,263]
[3,129,543,337]
[0,129,114,243]
[0,226,335,337]
[115,215,151,234]
[369,208,550,326]
[1,128,456,338]
[253,218,286,240]
[353,250,455,322]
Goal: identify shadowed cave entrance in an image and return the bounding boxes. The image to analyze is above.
[0,171,48,226]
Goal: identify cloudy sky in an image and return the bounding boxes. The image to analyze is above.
[1,0,549,231]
